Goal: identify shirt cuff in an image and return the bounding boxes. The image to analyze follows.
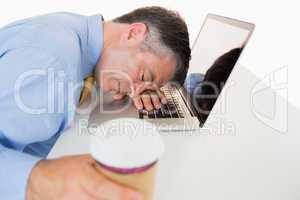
[0,147,42,200]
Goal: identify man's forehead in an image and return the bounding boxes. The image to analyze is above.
[147,55,176,86]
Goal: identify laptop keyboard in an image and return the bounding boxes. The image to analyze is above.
[138,86,186,119]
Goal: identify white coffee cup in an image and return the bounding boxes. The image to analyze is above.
[89,118,164,200]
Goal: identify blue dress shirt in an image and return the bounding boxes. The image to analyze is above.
[0,12,103,199]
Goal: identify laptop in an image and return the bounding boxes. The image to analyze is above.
[88,13,255,131]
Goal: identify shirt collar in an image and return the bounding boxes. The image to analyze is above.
[84,14,104,78]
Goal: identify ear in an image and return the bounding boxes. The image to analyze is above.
[124,23,148,44]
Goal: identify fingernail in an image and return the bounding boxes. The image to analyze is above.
[128,191,143,200]
[138,105,143,109]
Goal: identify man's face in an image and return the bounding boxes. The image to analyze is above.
[96,45,176,97]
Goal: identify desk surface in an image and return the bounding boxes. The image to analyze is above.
[48,65,300,200]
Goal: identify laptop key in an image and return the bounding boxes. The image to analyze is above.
[138,109,144,119]
[155,109,164,118]
[167,105,179,118]
[161,104,172,118]
[148,110,156,118]
[171,111,179,118]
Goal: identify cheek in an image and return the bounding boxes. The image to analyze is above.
[127,67,141,84]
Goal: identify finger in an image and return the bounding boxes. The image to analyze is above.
[133,96,143,110]
[133,82,154,97]
[140,83,167,105]
[157,90,167,104]
[84,164,143,200]
[150,93,161,109]
[141,93,153,111]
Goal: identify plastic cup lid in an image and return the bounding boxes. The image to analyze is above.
[89,118,164,169]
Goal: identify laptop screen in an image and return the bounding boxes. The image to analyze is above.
[183,14,255,126]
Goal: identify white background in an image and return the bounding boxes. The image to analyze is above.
[0,0,298,107]
[189,18,250,74]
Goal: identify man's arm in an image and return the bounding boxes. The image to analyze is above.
[0,47,143,200]
[0,47,67,199]
[0,144,41,199]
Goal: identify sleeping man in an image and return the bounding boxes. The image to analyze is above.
[0,6,191,200]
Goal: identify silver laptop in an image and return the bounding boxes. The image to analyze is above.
[88,14,255,131]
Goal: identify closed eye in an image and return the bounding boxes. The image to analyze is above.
[142,73,145,81]
[140,71,145,82]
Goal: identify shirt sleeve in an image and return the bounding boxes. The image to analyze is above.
[0,47,68,200]
[0,144,41,200]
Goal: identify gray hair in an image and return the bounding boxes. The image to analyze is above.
[113,6,191,85]
[140,24,174,57]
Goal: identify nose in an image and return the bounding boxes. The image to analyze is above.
[132,82,143,96]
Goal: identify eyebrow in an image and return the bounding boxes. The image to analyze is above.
[144,61,163,87]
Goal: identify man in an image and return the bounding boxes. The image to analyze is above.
[0,6,191,200]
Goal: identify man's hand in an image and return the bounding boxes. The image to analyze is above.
[112,90,167,111]
[26,155,143,200]
[132,90,167,111]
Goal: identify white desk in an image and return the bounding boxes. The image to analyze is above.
[48,65,300,200]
